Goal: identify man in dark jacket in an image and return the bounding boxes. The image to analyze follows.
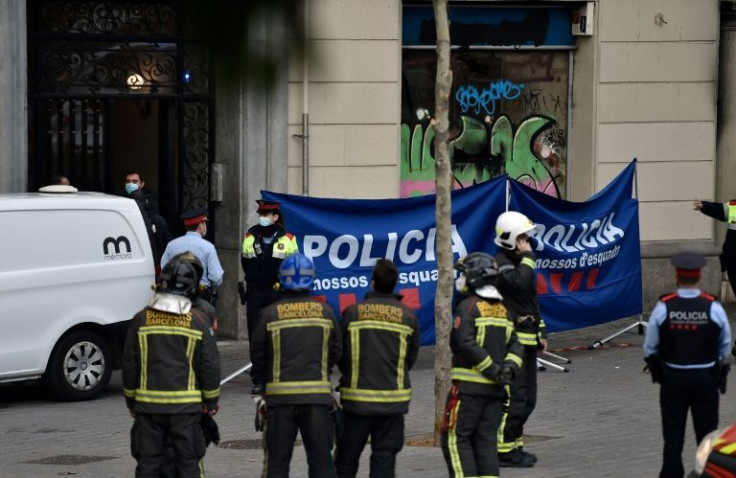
[122,254,221,478]
[250,253,342,478]
[441,252,523,478]
[694,198,736,298]
[493,211,547,467]
[334,259,419,478]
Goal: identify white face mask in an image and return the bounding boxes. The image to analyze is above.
[259,216,272,227]
[200,224,207,237]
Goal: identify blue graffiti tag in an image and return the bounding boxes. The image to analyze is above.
[455,80,526,115]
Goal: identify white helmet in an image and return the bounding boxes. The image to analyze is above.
[494,211,536,250]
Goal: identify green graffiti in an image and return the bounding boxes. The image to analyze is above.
[400,114,561,198]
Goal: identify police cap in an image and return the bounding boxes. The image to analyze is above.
[670,251,706,278]
[256,199,281,214]
[180,207,208,226]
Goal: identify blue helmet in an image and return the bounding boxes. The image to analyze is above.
[279,253,316,290]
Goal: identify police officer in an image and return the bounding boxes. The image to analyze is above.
[122,254,221,478]
[493,211,546,467]
[644,251,732,478]
[250,253,342,478]
[694,198,736,298]
[241,199,299,342]
[441,252,523,478]
[334,259,419,478]
[161,208,224,307]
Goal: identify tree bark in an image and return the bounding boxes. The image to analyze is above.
[432,0,453,446]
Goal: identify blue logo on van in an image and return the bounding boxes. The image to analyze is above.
[103,236,133,260]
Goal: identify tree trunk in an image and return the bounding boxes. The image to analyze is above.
[432,0,454,447]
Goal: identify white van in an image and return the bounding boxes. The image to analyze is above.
[0,187,154,400]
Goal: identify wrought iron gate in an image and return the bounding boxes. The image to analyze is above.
[27,0,214,232]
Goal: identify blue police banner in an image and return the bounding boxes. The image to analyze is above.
[262,177,508,345]
[507,160,642,332]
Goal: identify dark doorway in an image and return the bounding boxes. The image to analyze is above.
[27,0,214,237]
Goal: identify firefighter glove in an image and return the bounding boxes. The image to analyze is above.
[201,414,220,446]
[498,365,516,386]
[254,397,267,432]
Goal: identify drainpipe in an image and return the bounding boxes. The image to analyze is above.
[301,0,310,196]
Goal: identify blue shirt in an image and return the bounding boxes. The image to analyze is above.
[644,288,731,368]
[160,232,224,287]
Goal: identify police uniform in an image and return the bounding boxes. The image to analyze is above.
[441,291,523,478]
[494,247,546,465]
[697,199,736,297]
[644,251,732,478]
[122,282,221,477]
[241,200,299,340]
[160,208,224,304]
[334,291,419,478]
[250,292,342,478]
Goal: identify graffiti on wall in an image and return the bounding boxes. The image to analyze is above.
[401,50,569,198]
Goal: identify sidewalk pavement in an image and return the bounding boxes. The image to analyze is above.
[3,306,736,477]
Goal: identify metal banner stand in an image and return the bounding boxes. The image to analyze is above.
[220,362,252,386]
[588,315,647,349]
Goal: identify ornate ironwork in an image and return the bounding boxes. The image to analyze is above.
[39,1,176,36]
[181,102,210,212]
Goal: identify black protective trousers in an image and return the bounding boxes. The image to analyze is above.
[130,412,206,478]
[441,391,503,478]
[659,368,719,478]
[246,287,282,341]
[498,346,538,453]
[334,412,404,478]
[263,404,336,478]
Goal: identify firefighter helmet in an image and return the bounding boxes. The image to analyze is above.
[454,252,499,291]
[158,255,201,298]
[494,211,536,250]
[279,253,316,290]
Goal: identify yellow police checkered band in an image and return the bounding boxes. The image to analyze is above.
[516,331,538,346]
[241,252,256,258]
[451,367,496,385]
[266,380,332,395]
[139,326,203,340]
[202,388,220,399]
[475,356,492,372]
[123,388,136,398]
[348,320,414,335]
[242,235,255,253]
[475,317,508,328]
[521,256,535,269]
[505,353,523,367]
[340,387,411,403]
[267,318,334,331]
[272,251,288,259]
[134,389,203,404]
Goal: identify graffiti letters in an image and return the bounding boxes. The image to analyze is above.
[454,81,526,115]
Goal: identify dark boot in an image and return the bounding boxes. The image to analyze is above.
[518,447,538,463]
[498,449,535,468]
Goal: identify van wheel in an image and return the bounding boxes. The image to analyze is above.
[44,331,112,401]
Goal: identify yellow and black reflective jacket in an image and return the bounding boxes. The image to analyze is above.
[122,304,221,414]
[495,248,547,348]
[339,292,419,415]
[450,295,523,395]
[251,293,342,406]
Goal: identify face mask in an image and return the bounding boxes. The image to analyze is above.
[201,224,207,237]
[258,216,272,227]
[455,275,467,293]
[125,182,139,194]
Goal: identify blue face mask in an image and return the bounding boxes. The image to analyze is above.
[258,216,272,227]
[125,183,139,195]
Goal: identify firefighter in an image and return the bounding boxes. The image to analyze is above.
[493,210,546,467]
[334,259,420,478]
[693,198,736,298]
[644,251,732,478]
[241,199,299,344]
[441,252,523,478]
[122,254,221,478]
[250,253,342,478]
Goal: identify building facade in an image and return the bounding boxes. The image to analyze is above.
[1,0,733,338]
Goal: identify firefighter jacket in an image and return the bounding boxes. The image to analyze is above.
[699,200,736,263]
[122,304,221,414]
[450,295,523,395]
[495,248,547,348]
[241,225,299,291]
[338,291,420,415]
[250,293,342,406]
